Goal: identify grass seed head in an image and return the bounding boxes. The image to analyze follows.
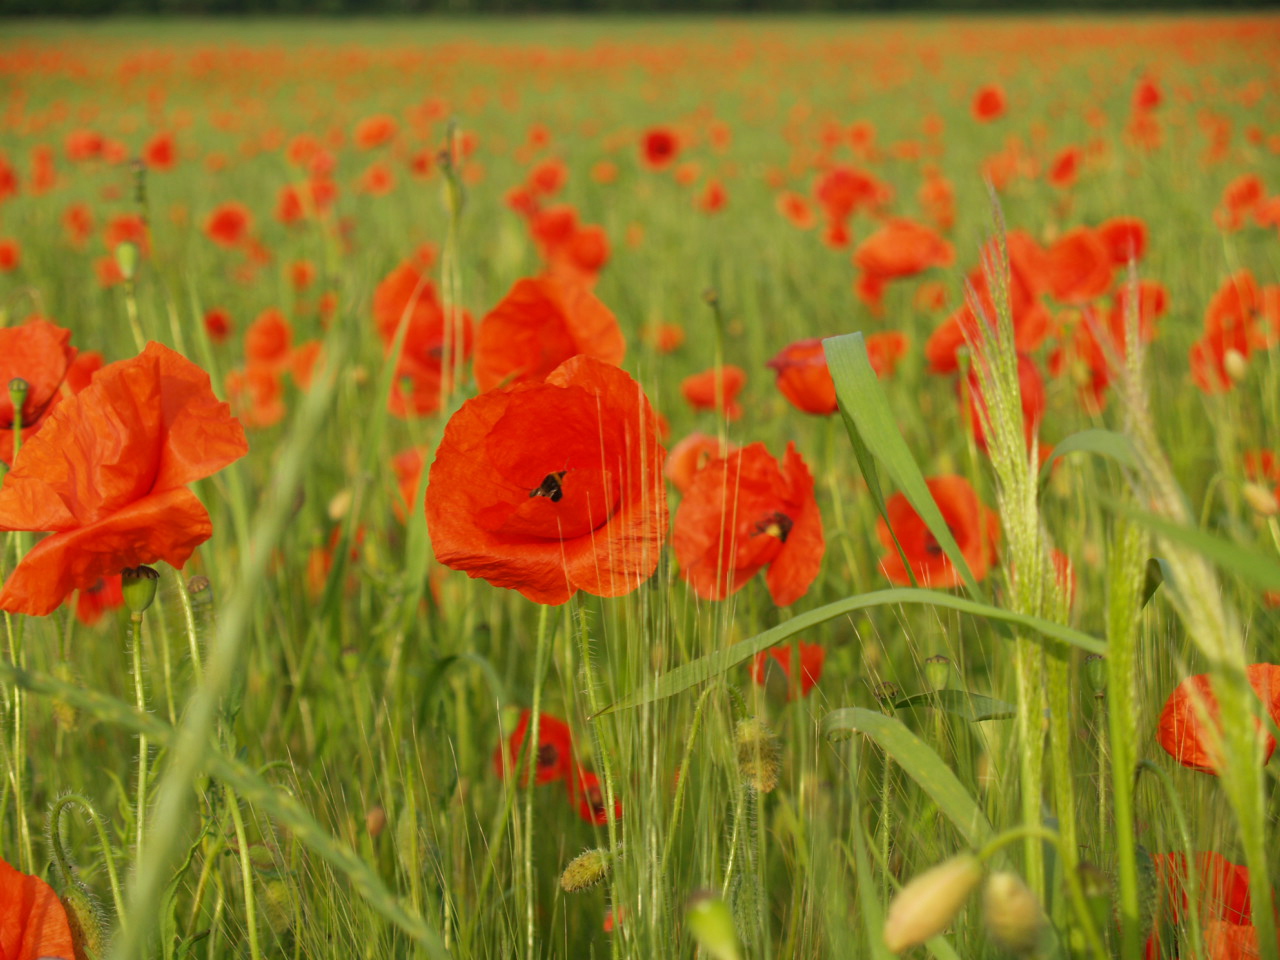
[735,716,781,794]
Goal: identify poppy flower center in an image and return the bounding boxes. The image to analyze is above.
[537,742,560,770]
[753,511,794,543]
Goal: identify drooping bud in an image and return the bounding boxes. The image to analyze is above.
[1084,654,1107,699]
[61,882,107,960]
[559,847,612,893]
[982,870,1045,955]
[121,565,159,615]
[1243,482,1278,517]
[686,890,743,960]
[924,655,953,693]
[735,716,781,794]
[883,854,983,953]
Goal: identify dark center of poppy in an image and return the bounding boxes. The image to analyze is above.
[529,471,567,503]
[587,785,605,814]
[537,743,559,770]
[753,511,794,543]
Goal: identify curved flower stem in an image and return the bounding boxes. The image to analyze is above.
[523,601,553,960]
[50,792,128,928]
[978,825,1107,960]
[129,611,149,861]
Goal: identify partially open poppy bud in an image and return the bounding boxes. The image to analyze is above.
[115,240,139,281]
[735,716,781,794]
[924,655,953,693]
[121,565,160,614]
[1223,348,1248,383]
[560,847,612,893]
[1243,482,1278,517]
[686,890,742,960]
[1084,654,1107,698]
[883,853,983,953]
[982,871,1044,954]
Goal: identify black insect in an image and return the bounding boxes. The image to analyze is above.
[530,471,567,503]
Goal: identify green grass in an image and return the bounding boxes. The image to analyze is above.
[1,13,1278,960]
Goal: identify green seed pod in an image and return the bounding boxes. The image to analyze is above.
[983,871,1045,955]
[884,854,983,953]
[735,717,780,794]
[924,655,953,693]
[121,565,159,614]
[8,377,29,425]
[686,890,742,960]
[559,847,612,893]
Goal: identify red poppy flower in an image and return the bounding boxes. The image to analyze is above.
[63,350,103,395]
[749,641,825,698]
[1156,663,1280,774]
[972,84,1007,122]
[144,131,176,172]
[1098,217,1148,265]
[493,709,574,786]
[673,442,824,607]
[665,433,736,494]
[866,331,911,378]
[876,476,1000,588]
[1132,76,1162,113]
[473,276,623,394]
[768,339,838,415]
[0,856,76,959]
[0,342,248,617]
[1046,227,1114,304]
[76,574,125,626]
[649,322,685,354]
[1190,271,1263,393]
[698,179,728,214]
[641,127,679,170]
[225,366,286,430]
[205,202,252,247]
[203,308,233,344]
[244,308,292,373]
[0,238,19,272]
[855,220,954,314]
[427,355,667,606]
[354,114,398,150]
[1048,146,1082,189]
[1147,850,1265,960]
[0,318,78,466]
[961,352,1046,455]
[567,766,622,825]
[681,366,747,421]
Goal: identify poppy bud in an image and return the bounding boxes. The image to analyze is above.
[883,853,983,953]
[982,871,1045,954]
[121,565,159,614]
[559,847,612,893]
[1223,349,1248,383]
[1084,654,1107,698]
[8,377,28,422]
[686,891,743,960]
[61,882,107,960]
[735,716,781,794]
[1243,482,1278,517]
[115,240,139,282]
[365,805,386,838]
[924,655,953,693]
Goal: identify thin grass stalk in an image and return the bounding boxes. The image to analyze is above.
[522,601,553,960]
[226,787,263,960]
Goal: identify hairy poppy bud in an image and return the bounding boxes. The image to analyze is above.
[121,565,159,614]
[735,716,781,794]
[924,655,953,693]
[983,871,1045,954]
[115,240,139,282]
[560,847,612,893]
[1243,482,1278,517]
[262,878,295,936]
[884,854,983,953]
[61,882,107,960]
[686,890,742,960]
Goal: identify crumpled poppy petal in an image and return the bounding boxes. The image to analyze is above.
[765,443,824,606]
[0,856,76,960]
[0,487,212,617]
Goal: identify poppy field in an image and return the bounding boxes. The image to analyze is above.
[1,13,1280,960]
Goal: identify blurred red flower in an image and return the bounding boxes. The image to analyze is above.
[427,356,667,605]
[876,476,1000,588]
[641,127,679,170]
[493,709,574,786]
[673,442,824,607]
[750,641,825,698]
[1156,663,1280,774]
[205,202,252,247]
[682,365,746,421]
[0,342,248,617]
[568,766,621,825]
[0,318,77,466]
[972,84,1007,122]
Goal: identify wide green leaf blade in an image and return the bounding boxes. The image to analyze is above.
[822,707,994,847]
[598,588,1104,715]
[1038,428,1138,483]
[823,332,981,600]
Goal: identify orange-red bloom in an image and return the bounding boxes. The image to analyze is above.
[568,766,622,825]
[750,641,825,698]
[1045,227,1114,304]
[1156,663,1280,774]
[205,202,252,247]
[641,127,679,170]
[1148,850,1267,960]
[427,356,667,605]
[681,365,746,421]
[673,442,824,607]
[76,574,124,626]
[665,433,736,494]
[853,218,954,314]
[473,276,624,393]
[493,709,574,786]
[768,339,839,415]
[0,342,248,617]
[876,476,1000,588]
[972,84,1007,122]
[0,318,78,466]
[0,856,76,960]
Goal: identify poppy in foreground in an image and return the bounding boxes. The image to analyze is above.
[1148,850,1263,960]
[473,276,624,393]
[1155,663,1280,774]
[673,442,824,607]
[0,857,76,960]
[427,356,667,605]
[876,476,1000,588]
[493,709,575,786]
[0,342,249,617]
